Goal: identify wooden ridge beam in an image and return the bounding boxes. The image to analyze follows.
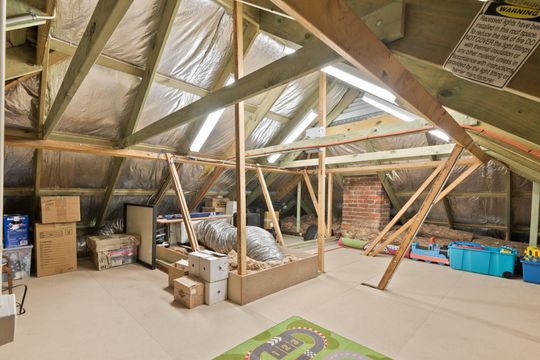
[43,0,134,138]
[121,39,340,148]
[268,0,486,162]
[285,144,455,169]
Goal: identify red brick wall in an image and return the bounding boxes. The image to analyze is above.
[341,175,391,235]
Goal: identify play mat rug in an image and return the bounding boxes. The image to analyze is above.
[215,316,391,360]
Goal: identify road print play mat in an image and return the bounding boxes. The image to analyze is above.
[216,316,391,360]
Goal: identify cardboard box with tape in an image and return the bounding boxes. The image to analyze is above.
[40,196,81,224]
[35,222,77,277]
[173,276,204,309]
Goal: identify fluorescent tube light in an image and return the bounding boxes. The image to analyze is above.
[284,46,296,55]
[429,129,450,142]
[267,110,318,164]
[268,153,281,164]
[322,65,397,104]
[189,76,235,152]
[190,108,226,152]
[362,94,419,122]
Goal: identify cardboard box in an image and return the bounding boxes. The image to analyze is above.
[168,264,188,288]
[199,251,228,283]
[40,196,81,224]
[87,234,140,271]
[174,276,204,309]
[204,279,227,305]
[202,206,226,213]
[35,222,77,277]
[0,294,16,346]
[204,197,229,208]
[175,259,189,272]
[264,211,279,229]
[3,214,30,248]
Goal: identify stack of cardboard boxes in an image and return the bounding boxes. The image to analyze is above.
[35,196,80,277]
[169,250,228,309]
[202,197,229,214]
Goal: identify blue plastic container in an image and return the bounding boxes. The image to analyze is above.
[521,259,540,284]
[448,242,517,278]
[3,214,30,248]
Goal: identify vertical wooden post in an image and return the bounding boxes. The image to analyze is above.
[256,167,284,246]
[233,0,247,275]
[317,72,327,272]
[166,154,199,252]
[376,146,464,290]
[530,182,539,247]
[326,173,333,238]
[505,169,512,241]
[296,182,301,234]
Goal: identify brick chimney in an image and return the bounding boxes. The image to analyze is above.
[341,175,391,236]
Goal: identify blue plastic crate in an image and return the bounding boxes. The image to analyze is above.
[448,242,517,278]
[521,259,540,285]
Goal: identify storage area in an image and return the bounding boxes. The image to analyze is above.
[1,1,540,359]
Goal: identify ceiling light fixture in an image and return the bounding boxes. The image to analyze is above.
[267,110,318,163]
[189,76,235,152]
[362,94,419,122]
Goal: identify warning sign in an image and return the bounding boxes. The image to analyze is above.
[444,1,540,88]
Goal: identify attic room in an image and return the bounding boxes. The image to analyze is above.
[1,0,539,359]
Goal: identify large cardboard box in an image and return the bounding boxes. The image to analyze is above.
[3,214,30,248]
[35,222,77,277]
[173,276,204,309]
[199,251,228,283]
[0,294,16,346]
[40,196,81,224]
[87,234,140,271]
[204,279,227,305]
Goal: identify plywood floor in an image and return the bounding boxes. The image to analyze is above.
[1,247,540,359]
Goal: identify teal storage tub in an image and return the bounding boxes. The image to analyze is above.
[521,259,540,284]
[448,242,516,278]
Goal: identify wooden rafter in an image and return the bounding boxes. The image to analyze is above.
[120,39,339,148]
[426,133,454,228]
[369,159,483,257]
[376,145,464,290]
[302,170,319,216]
[256,167,284,245]
[43,0,134,138]
[96,0,181,227]
[166,154,199,251]
[268,0,486,162]
[282,144,456,169]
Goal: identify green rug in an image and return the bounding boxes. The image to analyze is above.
[216,316,391,360]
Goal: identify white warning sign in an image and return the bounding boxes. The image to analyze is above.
[444,1,540,88]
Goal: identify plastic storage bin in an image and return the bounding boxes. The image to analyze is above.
[448,242,516,278]
[2,245,33,281]
[521,260,540,284]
